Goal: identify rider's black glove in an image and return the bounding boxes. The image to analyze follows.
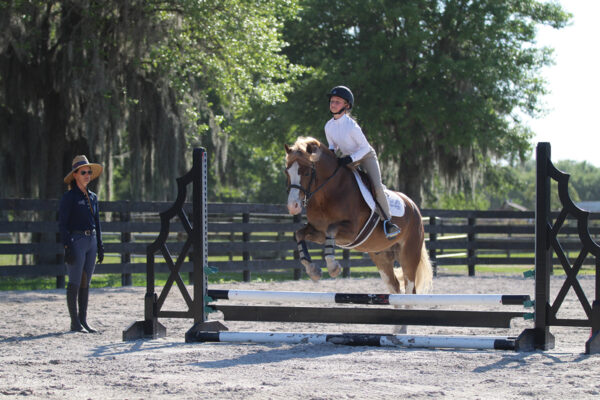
[97,243,104,264]
[64,245,75,264]
[338,156,353,166]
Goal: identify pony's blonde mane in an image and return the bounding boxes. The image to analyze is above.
[290,136,321,153]
[287,136,327,164]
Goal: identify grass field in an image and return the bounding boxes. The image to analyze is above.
[1,237,595,291]
[1,262,591,291]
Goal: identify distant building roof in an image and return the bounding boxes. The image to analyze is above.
[500,200,528,212]
[576,201,600,212]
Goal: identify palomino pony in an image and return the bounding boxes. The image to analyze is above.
[285,137,433,296]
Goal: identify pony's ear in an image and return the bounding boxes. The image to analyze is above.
[285,144,291,154]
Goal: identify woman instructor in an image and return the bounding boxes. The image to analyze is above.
[58,155,104,333]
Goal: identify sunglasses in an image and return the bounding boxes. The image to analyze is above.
[78,170,93,176]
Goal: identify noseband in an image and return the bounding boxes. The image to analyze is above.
[287,162,341,207]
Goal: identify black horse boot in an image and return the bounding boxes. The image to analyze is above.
[78,286,97,333]
[67,283,87,332]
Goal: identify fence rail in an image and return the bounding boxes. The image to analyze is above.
[2,198,600,287]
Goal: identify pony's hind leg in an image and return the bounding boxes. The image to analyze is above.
[324,236,342,278]
[323,223,350,278]
[368,250,402,294]
[369,247,408,334]
[395,238,432,295]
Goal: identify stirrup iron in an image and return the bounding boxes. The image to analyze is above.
[383,219,400,239]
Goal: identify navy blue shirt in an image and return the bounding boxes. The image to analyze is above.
[58,186,103,247]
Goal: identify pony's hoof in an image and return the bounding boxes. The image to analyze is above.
[303,262,322,281]
[394,325,408,334]
[327,261,342,278]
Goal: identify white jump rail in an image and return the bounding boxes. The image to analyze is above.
[195,331,519,350]
[207,289,531,307]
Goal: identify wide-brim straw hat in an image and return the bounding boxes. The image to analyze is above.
[63,155,103,184]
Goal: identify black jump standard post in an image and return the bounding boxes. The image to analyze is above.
[516,142,600,354]
[123,147,225,341]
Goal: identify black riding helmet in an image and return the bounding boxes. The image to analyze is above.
[327,86,354,109]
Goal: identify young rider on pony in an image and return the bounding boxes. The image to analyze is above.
[325,85,401,239]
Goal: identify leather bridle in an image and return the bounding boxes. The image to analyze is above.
[286,162,341,207]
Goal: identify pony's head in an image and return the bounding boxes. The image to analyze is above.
[284,137,335,215]
[284,136,325,167]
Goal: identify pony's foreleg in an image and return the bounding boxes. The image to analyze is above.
[295,225,325,282]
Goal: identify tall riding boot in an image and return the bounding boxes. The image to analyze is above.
[78,287,97,333]
[66,283,87,332]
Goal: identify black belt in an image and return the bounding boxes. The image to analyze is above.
[72,229,96,236]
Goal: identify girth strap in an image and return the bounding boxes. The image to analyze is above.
[337,210,381,249]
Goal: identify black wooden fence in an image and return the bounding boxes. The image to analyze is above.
[2,198,600,288]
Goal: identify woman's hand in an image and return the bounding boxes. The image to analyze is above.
[97,243,104,263]
[64,246,75,264]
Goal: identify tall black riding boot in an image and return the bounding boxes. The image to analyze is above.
[67,283,87,332]
[78,287,97,333]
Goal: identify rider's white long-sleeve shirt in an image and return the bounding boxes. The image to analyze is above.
[324,114,374,162]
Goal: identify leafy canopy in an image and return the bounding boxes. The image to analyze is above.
[241,0,571,205]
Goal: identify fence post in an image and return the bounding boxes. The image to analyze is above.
[56,231,66,289]
[120,203,132,286]
[342,249,351,277]
[277,229,286,260]
[428,215,437,277]
[228,216,234,262]
[55,212,65,289]
[507,220,512,259]
[292,214,302,280]
[468,217,476,276]
[242,212,251,282]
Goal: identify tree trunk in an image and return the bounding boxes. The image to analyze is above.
[398,156,424,208]
[41,90,68,200]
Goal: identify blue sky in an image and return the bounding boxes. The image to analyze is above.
[527,0,600,167]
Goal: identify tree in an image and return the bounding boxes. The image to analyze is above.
[433,158,600,211]
[244,0,571,206]
[0,0,303,200]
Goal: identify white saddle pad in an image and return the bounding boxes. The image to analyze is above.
[352,170,405,217]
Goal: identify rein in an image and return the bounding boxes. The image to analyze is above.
[288,162,341,207]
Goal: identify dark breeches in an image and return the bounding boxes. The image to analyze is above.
[67,234,97,287]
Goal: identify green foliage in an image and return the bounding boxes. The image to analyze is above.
[1,0,574,208]
[0,0,304,201]
[555,160,600,201]
[425,158,600,211]
[433,189,491,210]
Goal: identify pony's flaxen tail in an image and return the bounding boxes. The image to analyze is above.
[391,244,433,294]
[415,244,433,294]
